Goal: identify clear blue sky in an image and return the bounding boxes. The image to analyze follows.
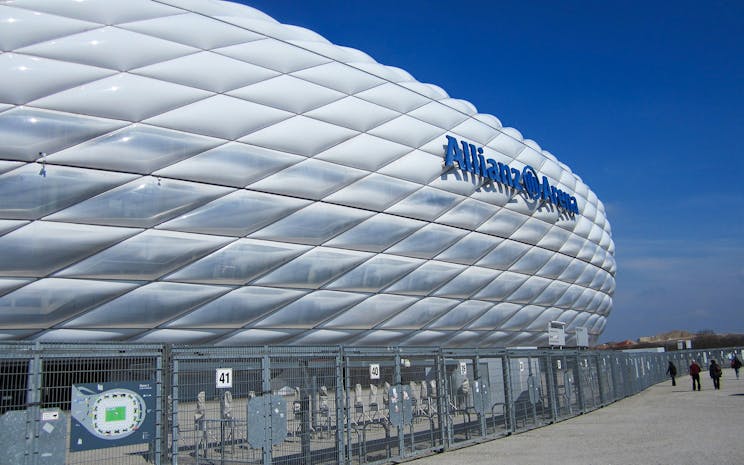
[236,0,744,342]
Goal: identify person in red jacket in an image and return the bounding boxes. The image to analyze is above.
[689,360,702,391]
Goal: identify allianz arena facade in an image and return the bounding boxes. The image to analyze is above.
[0,0,615,347]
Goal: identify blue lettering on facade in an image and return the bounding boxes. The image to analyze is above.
[443,135,580,214]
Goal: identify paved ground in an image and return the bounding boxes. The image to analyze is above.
[410,369,744,465]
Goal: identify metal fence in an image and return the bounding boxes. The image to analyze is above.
[1,343,740,465]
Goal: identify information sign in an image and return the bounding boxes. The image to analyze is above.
[216,368,233,389]
[70,381,155,451]
[548,321,566,347]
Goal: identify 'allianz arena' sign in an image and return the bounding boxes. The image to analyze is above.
[444,136,580,214]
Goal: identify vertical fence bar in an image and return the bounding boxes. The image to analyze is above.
[502,353,514,434]
[572,352,584,414]
[261,352,271,465]
[344,353,352,465]
[544,352,557,423]
[394,350,404,459]
[26,343,41,465]
[154,350,163,465]
[171,358,179,465]
[335,349,345,465]
[435,350,447,449]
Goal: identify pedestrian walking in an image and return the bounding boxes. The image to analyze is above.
[731,355,742,379]
[709,360,722,390]
[666,361,677,386]
[689,360,701,391]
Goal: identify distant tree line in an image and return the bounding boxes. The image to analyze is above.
[632,332,744,351]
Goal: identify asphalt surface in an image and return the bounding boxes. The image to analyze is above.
[409,369,744,465]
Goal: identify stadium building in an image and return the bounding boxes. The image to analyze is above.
[0,0,615,347]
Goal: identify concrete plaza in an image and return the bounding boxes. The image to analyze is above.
[410,368,744,465]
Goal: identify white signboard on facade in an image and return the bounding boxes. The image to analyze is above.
[576,327,589,347]
[548,321,566,347]
[369,363,380,380]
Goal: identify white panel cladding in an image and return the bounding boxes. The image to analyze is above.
[29,73,213,122]
[0,5,99,51]
[292,62,385,95]
[121,12,263,49]
[0,108,128,162]
[239,116,358,157]
[47,124,222,173]
[9,0,182,25]
[152,142,303,188]
[0,0,614,347]
[355,82,430,113]
[215,38,331,73]
[306,98,399,134]
[0,53,115,105]
[228,74,346,114]
[132,51,281,93]
[144,94,293,140]
[16,26,199,71]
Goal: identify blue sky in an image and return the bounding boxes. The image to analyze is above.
[237,1,744,342]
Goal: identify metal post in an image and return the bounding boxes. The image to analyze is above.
[26,342,42,465]
[394,350,404,458]
[155,348,164,465]
[262,352,271,465]
[544,352,558,422]
[573,352,585,413]
[594,355,605,406]
[335,349,345,465]
[437,355,451,447]
[472,353,486,437]
[299,360,311,465]
[527,356,537,424]
[503,354,515,433]
[172,358,180,465]
[435,350,447,449]
[344,355,353,465]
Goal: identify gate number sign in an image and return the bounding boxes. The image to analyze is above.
[216,368,233,389]
[369,363,380,380]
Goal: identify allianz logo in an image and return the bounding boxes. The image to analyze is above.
[443,135,579,215]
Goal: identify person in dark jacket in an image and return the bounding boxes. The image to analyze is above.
[709,360,722,390]
[666,361,677,386]
[731,355,742,379]
[689,360,701,391]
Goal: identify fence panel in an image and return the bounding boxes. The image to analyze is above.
[505,352,551,432]
[398,350,445,457]
[171,347,264,465]
[549,353,580,419]
[0,344,34,465]
[441,354,478,445]
[577,354,601,412]
[343,349,400,465]
[269,348,341,465]
[475,352,509,439]
[0,344,165,465]
[597,353,614,404]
